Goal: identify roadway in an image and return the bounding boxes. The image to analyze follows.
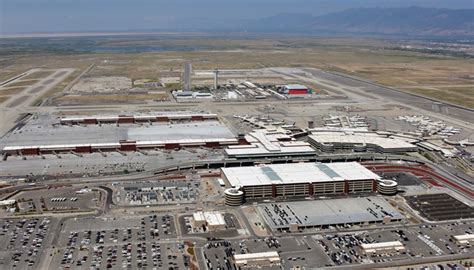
[3,152,471,201]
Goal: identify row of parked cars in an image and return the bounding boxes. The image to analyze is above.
[6,218,50,268]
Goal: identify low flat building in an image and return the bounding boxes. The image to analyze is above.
[192,212,207,227]
[361,241,405,254]
[204,211,226,231]
[233,251,280,267]
[192,211,226,231]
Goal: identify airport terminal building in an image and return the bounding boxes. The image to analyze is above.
[308,132,417,153]
[221,162,381,199]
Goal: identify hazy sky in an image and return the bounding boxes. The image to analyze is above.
[1,0,473,33]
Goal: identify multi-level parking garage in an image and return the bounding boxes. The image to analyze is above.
[221,162,380,199]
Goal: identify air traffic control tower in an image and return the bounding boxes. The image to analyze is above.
[182,62,192,91]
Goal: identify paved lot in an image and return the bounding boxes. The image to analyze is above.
[51,214,182,269]
[257,197,403,231]
[0,218,58,270]
[11,187,101,214]
[313,221,473,267]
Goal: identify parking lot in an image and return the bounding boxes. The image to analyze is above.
[405,193,474,221]
[257,197,403,232]
[53,239,188,269]
[314,221,473,267]
[199,236,329,269]
[0,218,57,269]
[51,214,183,269]
[11,186,101,215]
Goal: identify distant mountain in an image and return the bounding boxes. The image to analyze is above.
[249,7,474,37]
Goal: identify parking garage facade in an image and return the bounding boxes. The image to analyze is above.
[221,162,380,200]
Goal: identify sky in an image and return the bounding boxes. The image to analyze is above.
[1,0,473,34]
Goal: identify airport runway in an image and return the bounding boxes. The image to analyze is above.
[0,68,75,137]
[268,67,473,130]
[319,70,473,122]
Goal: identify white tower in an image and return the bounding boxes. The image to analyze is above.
[213,69,219,89]
[182,62,192,91]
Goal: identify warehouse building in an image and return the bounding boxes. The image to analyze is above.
[308,132,417,153]
[221,162,380,199]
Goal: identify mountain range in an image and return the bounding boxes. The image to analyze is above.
[246,7,474,37]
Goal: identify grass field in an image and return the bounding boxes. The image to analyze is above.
[398,87,474,108]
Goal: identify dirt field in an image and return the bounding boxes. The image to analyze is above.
[0,96,10,104]
[54,92,169,105]
[0,86,25,96]
[1,37,472,107]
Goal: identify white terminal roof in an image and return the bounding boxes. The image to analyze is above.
[225,130,316,157]
[222,161,380,187]
[309,132,417,150]
[284,84,307,89]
